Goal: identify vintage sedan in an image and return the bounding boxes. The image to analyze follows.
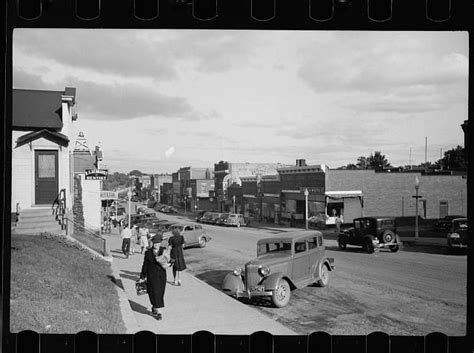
[164,223,211,248]
[226,213,249,227]
[222,231,334,307]
[447,218,468,251]
[338,216,401,253]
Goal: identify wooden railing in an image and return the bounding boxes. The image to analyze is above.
[52,188,67,231]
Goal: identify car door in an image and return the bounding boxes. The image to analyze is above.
[307,236,323,278]
[292,239,309,282]
[183,225,197,246]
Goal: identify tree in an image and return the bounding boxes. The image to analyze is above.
[356,156,368,169]
[128,170,143,177]
[367,151,392,169]
[437,145,466,170]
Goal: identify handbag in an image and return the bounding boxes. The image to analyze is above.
[135,278,147,295]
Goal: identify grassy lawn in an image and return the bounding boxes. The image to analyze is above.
[10,233,126,333]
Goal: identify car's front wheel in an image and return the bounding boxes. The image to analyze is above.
[364,239,375,254]
[198,237,207,248]
[317,264,329,287]
[271,279,291,308]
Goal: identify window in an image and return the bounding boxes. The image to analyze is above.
[295,241,306,253]
[318,236,323,247]
[258,242,291,255]
[354,220,361,229]
[308,237,318,249]
[184,226,193,231]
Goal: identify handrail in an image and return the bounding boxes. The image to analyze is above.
[52,188,67,231]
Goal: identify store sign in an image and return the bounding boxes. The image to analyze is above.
[85,169,108,180]
[300,187,324,194]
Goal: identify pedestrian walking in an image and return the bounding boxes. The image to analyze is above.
[140,235,168,320]
[139,226,149,254]
[168,228,187,286]
[121,224,132,258]
[130,225,138,255]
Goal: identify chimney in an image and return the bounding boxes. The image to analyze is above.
[296,159,307,167]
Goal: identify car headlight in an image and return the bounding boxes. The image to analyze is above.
[449,233,460,238]
[259,266,270,276]
[233,267,242,276]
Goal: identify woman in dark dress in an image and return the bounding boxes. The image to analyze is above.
[140,235,167,320]
[169,228,187,286]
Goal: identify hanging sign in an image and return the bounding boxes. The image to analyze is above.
[85,169,108,180]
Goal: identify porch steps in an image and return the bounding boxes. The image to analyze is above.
[13,208,65,235]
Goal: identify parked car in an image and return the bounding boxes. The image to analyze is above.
[162,206,178,214]
[198,212,214,224]
[207,212,223,225]
[435,215,466,231]
[215,213,231,226]
[164,223,211,248]
[447,218,468,251]
[147,200,157,208]
[226,213,249,227]
[222,231,334,307]
[337,216,401,254]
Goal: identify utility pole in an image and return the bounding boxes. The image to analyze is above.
[425,136,428,171]
[128,186,131,227]
[304,188,309,230]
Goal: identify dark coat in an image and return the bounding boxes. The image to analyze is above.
[169,234,187,271]
[140,248,167,308]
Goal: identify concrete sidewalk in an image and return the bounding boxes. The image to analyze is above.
[104,227,296,335]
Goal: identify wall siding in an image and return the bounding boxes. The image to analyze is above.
[326,169,467,220]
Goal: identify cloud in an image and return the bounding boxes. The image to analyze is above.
[165,146,175,159]
[13,29,258,81]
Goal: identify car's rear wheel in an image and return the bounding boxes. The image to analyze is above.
[271,279,291,308]
[317,264,329,287]
[198,237,207,248]
[338,239,347,250]
[364,239,375,254]
[389,245,399,252]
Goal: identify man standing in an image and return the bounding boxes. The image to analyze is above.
[121,224,132,258]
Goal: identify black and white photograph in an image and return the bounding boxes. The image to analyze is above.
[10,29,468,336]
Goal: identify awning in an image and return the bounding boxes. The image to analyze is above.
[325,190,363,199]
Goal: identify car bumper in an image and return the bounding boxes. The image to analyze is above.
[226,289,273,299]
[449,243,468,248]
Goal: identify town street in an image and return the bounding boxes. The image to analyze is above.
[155,212,467,336]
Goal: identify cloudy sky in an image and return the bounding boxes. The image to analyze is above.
[13,29,468,174]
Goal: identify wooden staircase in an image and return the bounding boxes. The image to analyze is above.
[13,208,65,235]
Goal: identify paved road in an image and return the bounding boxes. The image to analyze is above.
[157,212,467,336]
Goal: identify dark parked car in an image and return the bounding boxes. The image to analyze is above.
[337,216,401,254]
[222,231,334,307]
[199,212,214,224]
[447,218,468,251]
[161,206,178,214]
[207,212,223,225]
[215,213,231,226]
[435,215,466,231]
[147,200,157,208]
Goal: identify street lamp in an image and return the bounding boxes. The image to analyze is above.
[304,188,309,230]
[414,176,420,239]
[232,195,236,213]
[127,187,132,227]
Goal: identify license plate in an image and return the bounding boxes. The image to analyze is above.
[251,286,265,292]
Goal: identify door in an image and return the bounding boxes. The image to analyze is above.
[439,201,448,218]
[35,150,58,205]
[292,240,309,281]
[183,225,197,245]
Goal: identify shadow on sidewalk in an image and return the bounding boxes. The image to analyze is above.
[194,270,232,290]
[128,300,154,317]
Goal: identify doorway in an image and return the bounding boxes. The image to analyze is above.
[35,150,58,205]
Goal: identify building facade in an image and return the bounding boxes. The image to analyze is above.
[11,87,77,214]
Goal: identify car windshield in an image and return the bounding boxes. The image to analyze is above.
[258,241,292,255]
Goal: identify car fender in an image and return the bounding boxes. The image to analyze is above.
[261,273,294,291]
[222,273,244,293]
[313,257,334,279]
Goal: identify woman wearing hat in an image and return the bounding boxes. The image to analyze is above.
[169,228,187,286]
[140,234,167,320]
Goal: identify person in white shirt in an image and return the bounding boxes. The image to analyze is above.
[121,225,132,258]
